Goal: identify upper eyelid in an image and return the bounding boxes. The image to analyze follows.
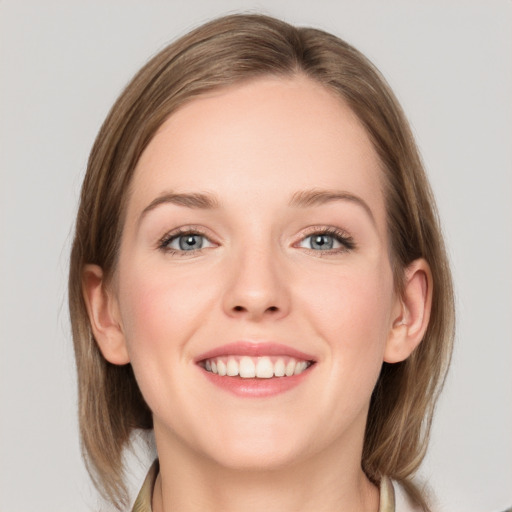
[158,226,216,249]
[303,226,347,234]
[295,225,352,241]
[294,226,356,251]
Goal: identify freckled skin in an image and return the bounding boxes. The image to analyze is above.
[113,76,399,510]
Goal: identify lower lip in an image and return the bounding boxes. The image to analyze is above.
[200,367,313,398]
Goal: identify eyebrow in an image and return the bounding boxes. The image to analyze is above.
[289,189,376,226]
[139,191,219,222]
[139,188,376,226]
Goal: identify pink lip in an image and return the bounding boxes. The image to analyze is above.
[195,341,315,363]
[195,342,316,398]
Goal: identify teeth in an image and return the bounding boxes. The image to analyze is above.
[294,361,307,375]
[217,360,227,377]
[203,355,311,378]
[274,358,285,377]
[239,356,256,378]
[285,360,296,377]
[226,357,239,376]
[256,357,274,378]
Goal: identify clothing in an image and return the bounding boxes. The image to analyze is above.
[132,460,159,512]
[131,459,421,512]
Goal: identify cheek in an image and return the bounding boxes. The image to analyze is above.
[114,261,219,421]
[302,260,395,373]
[286,260,396,444]
[116,261,214,361]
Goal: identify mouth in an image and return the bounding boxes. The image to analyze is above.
[200,355,313,378]
[195,342,316,397]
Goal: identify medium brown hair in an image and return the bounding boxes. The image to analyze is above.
[69,13,454,510]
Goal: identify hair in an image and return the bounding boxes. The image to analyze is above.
[69,13,454,511]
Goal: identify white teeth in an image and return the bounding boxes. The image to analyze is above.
[203,355,311,378]
[274,358,285,377]
[226,357,239,376]
[217,360,227,376]
[285,360,296,376]
[239,356,256,378]
[255,357,274,378]
[294,361,307,375]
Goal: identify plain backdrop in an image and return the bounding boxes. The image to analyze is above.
[1,1,511,511]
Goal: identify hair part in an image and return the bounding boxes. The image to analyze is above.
[69,13,454,510]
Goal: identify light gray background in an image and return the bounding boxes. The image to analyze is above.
[1,1,511,511]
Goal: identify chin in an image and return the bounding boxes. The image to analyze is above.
[190,416,311,471]
[207,440,304,472]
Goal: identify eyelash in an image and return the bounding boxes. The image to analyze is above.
[157,226,356,256]
[297,226,356,254]
[158,227,214,256]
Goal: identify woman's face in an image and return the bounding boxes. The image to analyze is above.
[109,76,402,469]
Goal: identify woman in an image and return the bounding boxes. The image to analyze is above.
[69,13,454,512]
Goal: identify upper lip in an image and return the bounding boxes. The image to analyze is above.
[195,341,316,363]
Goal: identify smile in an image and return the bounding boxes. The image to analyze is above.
[202,355,312,378]
[196,342,316,397]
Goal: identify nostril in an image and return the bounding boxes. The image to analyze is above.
[232,305,279,313]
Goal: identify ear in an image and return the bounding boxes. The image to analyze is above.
[384,258,433,363]
[82,264,130,365]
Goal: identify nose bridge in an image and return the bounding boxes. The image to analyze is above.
[223,233,290,321]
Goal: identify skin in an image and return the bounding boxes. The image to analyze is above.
[84,75,432,512]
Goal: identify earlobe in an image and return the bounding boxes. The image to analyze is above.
[384,259,433,364]
[82,264,130,365]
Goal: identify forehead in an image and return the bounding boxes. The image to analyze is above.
[128,75,385,227]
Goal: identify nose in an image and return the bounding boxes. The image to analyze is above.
[222,245,291,322]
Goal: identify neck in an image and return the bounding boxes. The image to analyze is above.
[152,427,379,512]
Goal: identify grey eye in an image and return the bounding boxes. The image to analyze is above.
[310,234,334,250]
[180,234,203,250]
[167,234,213,251]
[300,233,341,251]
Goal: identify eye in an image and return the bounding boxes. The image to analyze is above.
[160,230,215,253]
[298,229,355,252]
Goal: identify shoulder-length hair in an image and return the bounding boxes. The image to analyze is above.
[69,13,454,510]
